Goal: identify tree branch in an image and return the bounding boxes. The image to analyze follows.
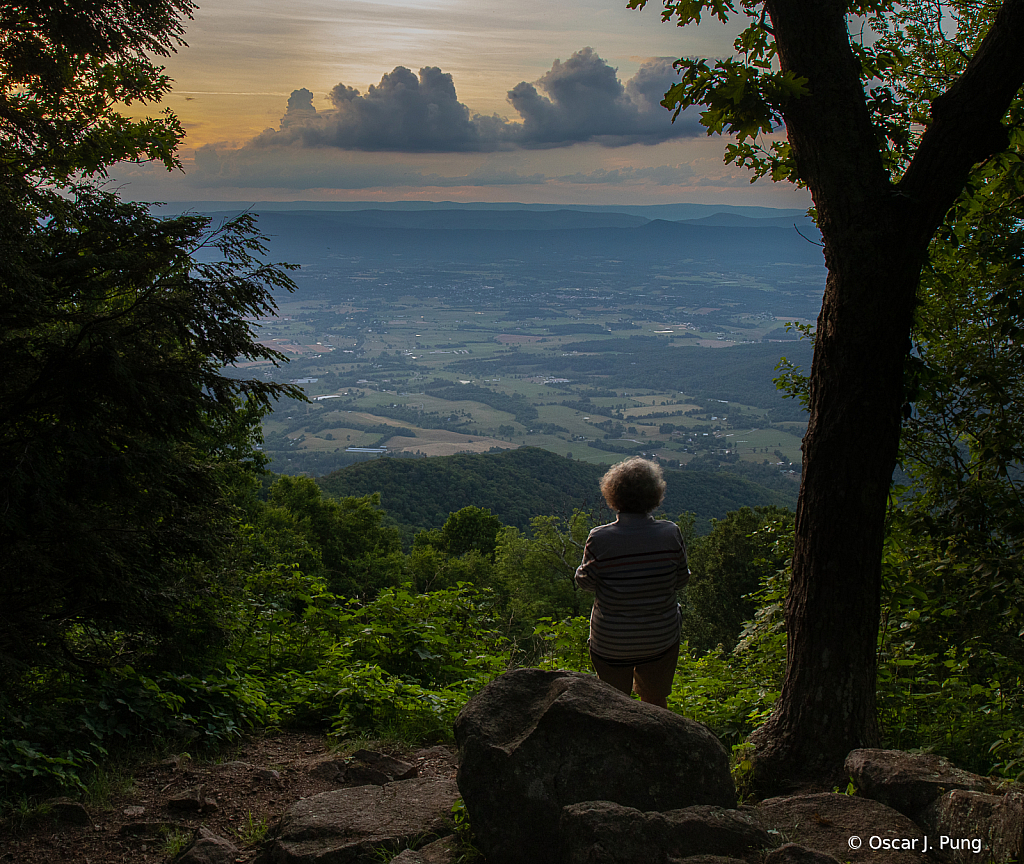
[900,0,1024,234]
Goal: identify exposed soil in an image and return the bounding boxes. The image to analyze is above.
[0,730,458,864]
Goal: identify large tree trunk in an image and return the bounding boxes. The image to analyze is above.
[749,223,925,791]
[747,0,1024,792]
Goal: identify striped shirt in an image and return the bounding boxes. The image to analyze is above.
[574,513,689,662]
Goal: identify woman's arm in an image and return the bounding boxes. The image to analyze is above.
[574,536,599,592]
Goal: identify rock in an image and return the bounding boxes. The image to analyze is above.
[308,758,348,784]
[756,793,929,863]
[177,827,238,864]
[560,800,774,864]
[845,749,995,819]
[167,787,204,812]
[344,763,393,786]
[763,844,842,864]
[46,798,92,826]
[308,751,418,787]
[455,669,735,864]
[122,805,146,818]
[391,835,457,863]
[920,789,1024,863]
[256,777,459,864]
[212,760,252,772]
[351,748,418,780]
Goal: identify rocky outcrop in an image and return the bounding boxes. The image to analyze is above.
[844,747,1024,863]
[921,789,1024,864]
[310,748,418,787]
[455,668,735,864]
[845,749,996,819]
[559,800,776,863]
[756,792,931,864]
[256,776,459,864]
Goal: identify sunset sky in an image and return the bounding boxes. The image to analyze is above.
[113,0,812,208]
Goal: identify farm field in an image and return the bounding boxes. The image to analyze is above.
[210,204,822,480]
[249,291,810,478]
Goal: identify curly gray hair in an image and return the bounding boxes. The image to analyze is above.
[599,457,666,514]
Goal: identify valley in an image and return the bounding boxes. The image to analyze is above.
[211,203,823,482]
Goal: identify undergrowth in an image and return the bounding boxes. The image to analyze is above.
[4,515,1023,815]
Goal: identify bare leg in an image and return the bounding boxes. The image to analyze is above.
[632,643,679,710]
[589,651,635,696]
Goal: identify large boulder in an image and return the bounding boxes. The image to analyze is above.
[920,789,1024,864]
[845,749,995,819]
[256,777,458,864]
[559,800,775,863]
[756,793,929,864]
[455,668,735,864]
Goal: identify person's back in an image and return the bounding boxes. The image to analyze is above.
[574,457,689,708]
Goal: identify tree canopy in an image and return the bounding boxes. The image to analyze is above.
[632,0,1024,788]
[0,0,194,184]
[0,0,299,700]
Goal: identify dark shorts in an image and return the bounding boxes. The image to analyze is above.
[589,641,680,701]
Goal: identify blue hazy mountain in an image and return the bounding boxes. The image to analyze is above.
[189,208,822,272]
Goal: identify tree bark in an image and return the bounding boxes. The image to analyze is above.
[748,0,1024,792]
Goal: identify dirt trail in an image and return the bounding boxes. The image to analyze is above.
[0,730,458,864]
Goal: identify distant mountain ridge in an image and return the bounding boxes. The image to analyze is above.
[207,211,823,269]
[152,200,809,222]
[317,447,797,535]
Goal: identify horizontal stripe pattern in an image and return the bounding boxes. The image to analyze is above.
[575,513,689,662]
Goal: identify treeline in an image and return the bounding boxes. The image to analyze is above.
[264,413,417,441]
[316,447,797,535]
[452,340,815,410]
[6,0,1024,820]
[365,403,474,431]
[10,462,1023,804]
[423,382,539,426]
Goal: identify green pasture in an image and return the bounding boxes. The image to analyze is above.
[258,293,808,468]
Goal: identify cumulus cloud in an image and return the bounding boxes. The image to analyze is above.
[251,48,701,153]
[282,88,318,126]
[509,49,699,147]
[252,66,512,152]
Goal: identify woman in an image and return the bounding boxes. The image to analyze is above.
[575,456,689,708]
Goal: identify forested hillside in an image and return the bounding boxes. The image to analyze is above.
[4,0,1024,829]
[317,447,797,534]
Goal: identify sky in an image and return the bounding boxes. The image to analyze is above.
[112,0,812,209]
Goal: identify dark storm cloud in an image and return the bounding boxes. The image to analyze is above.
[251,49,702,153]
